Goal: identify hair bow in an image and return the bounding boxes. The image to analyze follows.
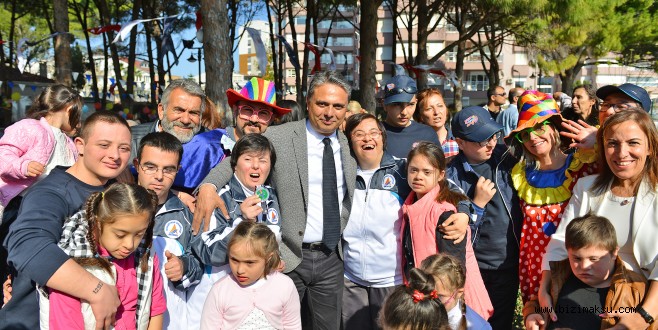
[412,290,425,303]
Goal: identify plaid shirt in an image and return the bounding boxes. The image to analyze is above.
[442,138,460,158]
[58,210,153,328]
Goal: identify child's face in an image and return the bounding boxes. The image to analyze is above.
[455,136,496,164]
[567,245,617,288]
[407,154,444,199]
[234,151,271,190]
[135,146,180,204]
[229,240,270,286]
[434,278,463,311]
[98,212,150,259]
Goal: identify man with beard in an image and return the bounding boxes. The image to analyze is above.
[129,80,210,193]
[130,79,206,159]
[219,77,291,155]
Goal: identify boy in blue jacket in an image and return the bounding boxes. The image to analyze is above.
[446,106,523,330]
[134,132,203,329]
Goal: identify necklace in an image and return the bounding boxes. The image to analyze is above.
[608,192,635,206]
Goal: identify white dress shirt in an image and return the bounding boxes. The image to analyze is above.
[303,120,345,243]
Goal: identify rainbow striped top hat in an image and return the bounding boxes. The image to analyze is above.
[226,78,291,117]
[507,90,564,140]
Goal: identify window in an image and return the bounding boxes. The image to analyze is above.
[295,16,306,25]
[466,73,489,91]
[287,69,296,78]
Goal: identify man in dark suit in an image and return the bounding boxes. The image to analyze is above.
[194,71,357,330]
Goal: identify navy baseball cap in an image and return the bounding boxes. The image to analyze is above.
[451,106,503,142]
[383,75,418,105]
[596,83,652,112]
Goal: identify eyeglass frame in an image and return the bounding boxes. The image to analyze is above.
[600,101,638,113]
[384,86,418,98]
[138,163,179,177]
[237,104,274,124]
[514,120,552,143]
[467,131,502,147]
[351,129,383,140]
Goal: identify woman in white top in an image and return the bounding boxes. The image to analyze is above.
[540,108,658,329]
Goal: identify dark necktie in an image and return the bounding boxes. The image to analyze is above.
[322,137,340,251]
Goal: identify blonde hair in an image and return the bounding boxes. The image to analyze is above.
[420,254,467,330]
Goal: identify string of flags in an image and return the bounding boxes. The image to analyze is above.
[3,11,462,91]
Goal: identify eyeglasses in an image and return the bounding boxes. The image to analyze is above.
[469,131,502,147]
[352,130,382,140]
[139,163,178,178]
[515,121,551,143]
[494,93,507,97]
[600,101,637,113]
[384,86,418,98]
[238,105,273,124]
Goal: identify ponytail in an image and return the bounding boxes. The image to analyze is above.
[380,268,450,330]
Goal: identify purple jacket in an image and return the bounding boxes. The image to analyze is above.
[0,117,77,207]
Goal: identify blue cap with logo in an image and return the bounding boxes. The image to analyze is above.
[451,106,503,142]
[596,83,652,112]
[383,75,418,105]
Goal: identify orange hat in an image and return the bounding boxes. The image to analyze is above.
[226,78,291,117]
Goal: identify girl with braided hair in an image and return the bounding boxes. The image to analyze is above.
[421,254,491,330]
[40,183,166,330]
[379,267,450,330]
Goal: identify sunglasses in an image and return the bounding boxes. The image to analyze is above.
[515,120,551,143]
[384,86,418,98]
[238,105,273,124]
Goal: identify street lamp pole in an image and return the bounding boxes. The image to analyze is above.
[187,47,203,86]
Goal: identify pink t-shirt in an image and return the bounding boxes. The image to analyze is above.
[49,248,166,329]
[200,272,301,330]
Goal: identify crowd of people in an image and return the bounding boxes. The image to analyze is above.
[0,70,657,330]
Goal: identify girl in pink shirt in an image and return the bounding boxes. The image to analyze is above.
[201,221,301,330]
[43,183,166,329]
[0,84,80,219]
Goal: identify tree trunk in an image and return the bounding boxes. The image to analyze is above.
[72,0,100,102]
[454,40,466,111]
[286,0,302,107]
[415,0,429,90]
[125,0,142,108]
[53,0,72,86]
[265,1,279,94]
[144,25,157,106]
[101,32,109,107]
[96,0,126,103]
[359,0,383,112]
[389,0,398,76]
[300,0,314,110]
[202,0,231,110]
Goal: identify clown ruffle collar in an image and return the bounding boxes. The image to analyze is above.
[511,153,588,205]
